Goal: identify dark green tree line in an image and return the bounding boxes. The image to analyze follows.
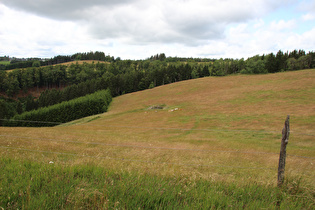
[1,49,314,124]
[4,89,112,127]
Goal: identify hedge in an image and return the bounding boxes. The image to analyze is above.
[4,89,112,127]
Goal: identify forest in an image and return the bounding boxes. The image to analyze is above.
[0,51,113,70]
[0,49,314,126]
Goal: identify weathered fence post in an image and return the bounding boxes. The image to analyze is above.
[277,115,290,187]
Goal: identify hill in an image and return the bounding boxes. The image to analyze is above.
[0,69,314,208]
[52,60,109,66]
[5,60,109,73]
[2,69,314,178]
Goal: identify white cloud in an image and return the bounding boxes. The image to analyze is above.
[298,0,315,13]
[269,19,297,31]
[0,0,291,46]
[85,0,292,45]
[302,13,315,21]
[0,0,133,20]
[0,4,90,57]
[0,0,314,59]
[292,27,315,49]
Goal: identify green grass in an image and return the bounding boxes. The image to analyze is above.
[0,61,10,65]
[1,69,314,208]
[1,158,314,209]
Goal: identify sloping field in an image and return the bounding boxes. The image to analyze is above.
[4,60,109,73]
[52,60,109,66]
[1,70,314,186]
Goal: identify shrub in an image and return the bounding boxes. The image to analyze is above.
[4,89,112,127]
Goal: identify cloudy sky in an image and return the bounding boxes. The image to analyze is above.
[0,0,314,60]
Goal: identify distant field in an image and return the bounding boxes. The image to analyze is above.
[4,60,109,72]
[0,69,314,208]
[52,60,109,66]
[0,60,10,65]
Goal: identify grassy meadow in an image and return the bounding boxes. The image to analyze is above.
[4,60,109,73]
[52,60,109,66]
[1,69,314,208]
[0,61,10,65]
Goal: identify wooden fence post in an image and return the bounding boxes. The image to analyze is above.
[277,115,290,187]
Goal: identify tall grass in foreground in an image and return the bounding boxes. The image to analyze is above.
[1,158,314,209]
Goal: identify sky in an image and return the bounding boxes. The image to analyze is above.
[0,0,314,60]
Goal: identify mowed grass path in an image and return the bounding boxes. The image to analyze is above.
[1,70,314,186]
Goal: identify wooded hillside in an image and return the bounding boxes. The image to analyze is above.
[1,50,314,125]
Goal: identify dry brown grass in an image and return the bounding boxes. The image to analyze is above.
[52,60,109,66]
[4,60,109,73]
[1,69,314,186]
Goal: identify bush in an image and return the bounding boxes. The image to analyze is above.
[4,89,112,127]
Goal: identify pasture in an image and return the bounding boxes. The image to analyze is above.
[1,69,314,208]
[52,60,109,66]
[0,61,10,65]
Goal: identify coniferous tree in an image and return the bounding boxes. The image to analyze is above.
[265,53,277,73]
